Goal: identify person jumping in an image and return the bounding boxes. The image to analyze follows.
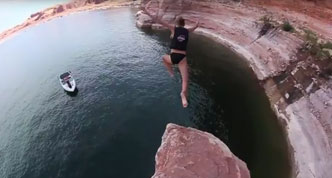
[143,0,199,108]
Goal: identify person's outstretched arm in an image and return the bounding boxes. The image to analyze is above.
[143,1,157,20]
[187,20,199,32]
[143,1,174,31]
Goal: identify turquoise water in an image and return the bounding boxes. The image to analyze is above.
[0,0,68,33]
[0,8,290,178]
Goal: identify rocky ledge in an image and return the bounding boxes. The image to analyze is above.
[153,124,250,178]
[136,0,332,178]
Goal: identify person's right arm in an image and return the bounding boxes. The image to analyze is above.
[187,20,199,32]
[143,1,174,31]
[143,1,156,20]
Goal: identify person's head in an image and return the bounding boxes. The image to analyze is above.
[176,16,185,27]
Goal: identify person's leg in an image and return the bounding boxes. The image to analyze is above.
[162,54,174,77]
[178,58,189,108]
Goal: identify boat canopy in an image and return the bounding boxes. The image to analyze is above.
[60,72,70,80]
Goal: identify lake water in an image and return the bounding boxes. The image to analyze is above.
[0,0,68,33]
[0,8,291,178]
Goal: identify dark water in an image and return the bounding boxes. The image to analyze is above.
[0,8,290,178]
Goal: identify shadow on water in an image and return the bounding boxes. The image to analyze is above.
[65,88,79,97]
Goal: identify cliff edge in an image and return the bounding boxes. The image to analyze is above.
[153,124,250,178]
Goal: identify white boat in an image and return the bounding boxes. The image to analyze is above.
[59,71,76,92]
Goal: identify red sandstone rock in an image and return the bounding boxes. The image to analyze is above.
[152,124,250,178]
[56,5,65,13]
[138,0,332,79]
[85,0,107,4]
[136,10,154,28]
[30,12,40,18]
[244,0,332,22]
[247,0,332,9]
[34,12,45,21]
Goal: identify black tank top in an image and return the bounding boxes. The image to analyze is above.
[170,27,189,51]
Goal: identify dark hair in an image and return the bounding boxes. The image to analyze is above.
[176,17,185,27]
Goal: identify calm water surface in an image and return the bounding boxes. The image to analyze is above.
[0,0,68,33]
[0,8,290,178]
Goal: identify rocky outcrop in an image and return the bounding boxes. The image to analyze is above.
[136,11,154,28]
[137,1,332,178]
[56,5,65,13]
[153,124,250,178]
[85,0,107,4]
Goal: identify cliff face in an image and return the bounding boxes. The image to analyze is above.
[247,0,332,8]
[153,124,250,178]
[138,0,331,79]
[246,0,332,21]
[137,1,332,178]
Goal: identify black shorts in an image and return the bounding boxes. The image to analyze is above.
[170,53,186,64]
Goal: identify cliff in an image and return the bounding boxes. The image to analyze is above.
[245,0,332,23]
[247,0,332,9]
[136,0,332,178]
[153,124,250,178]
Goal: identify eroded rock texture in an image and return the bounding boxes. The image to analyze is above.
[137,1,332,178]
[152,124,250,178]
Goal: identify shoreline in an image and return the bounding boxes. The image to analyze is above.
[0,0,136,44]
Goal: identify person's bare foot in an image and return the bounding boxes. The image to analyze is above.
[180,92,188,108]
